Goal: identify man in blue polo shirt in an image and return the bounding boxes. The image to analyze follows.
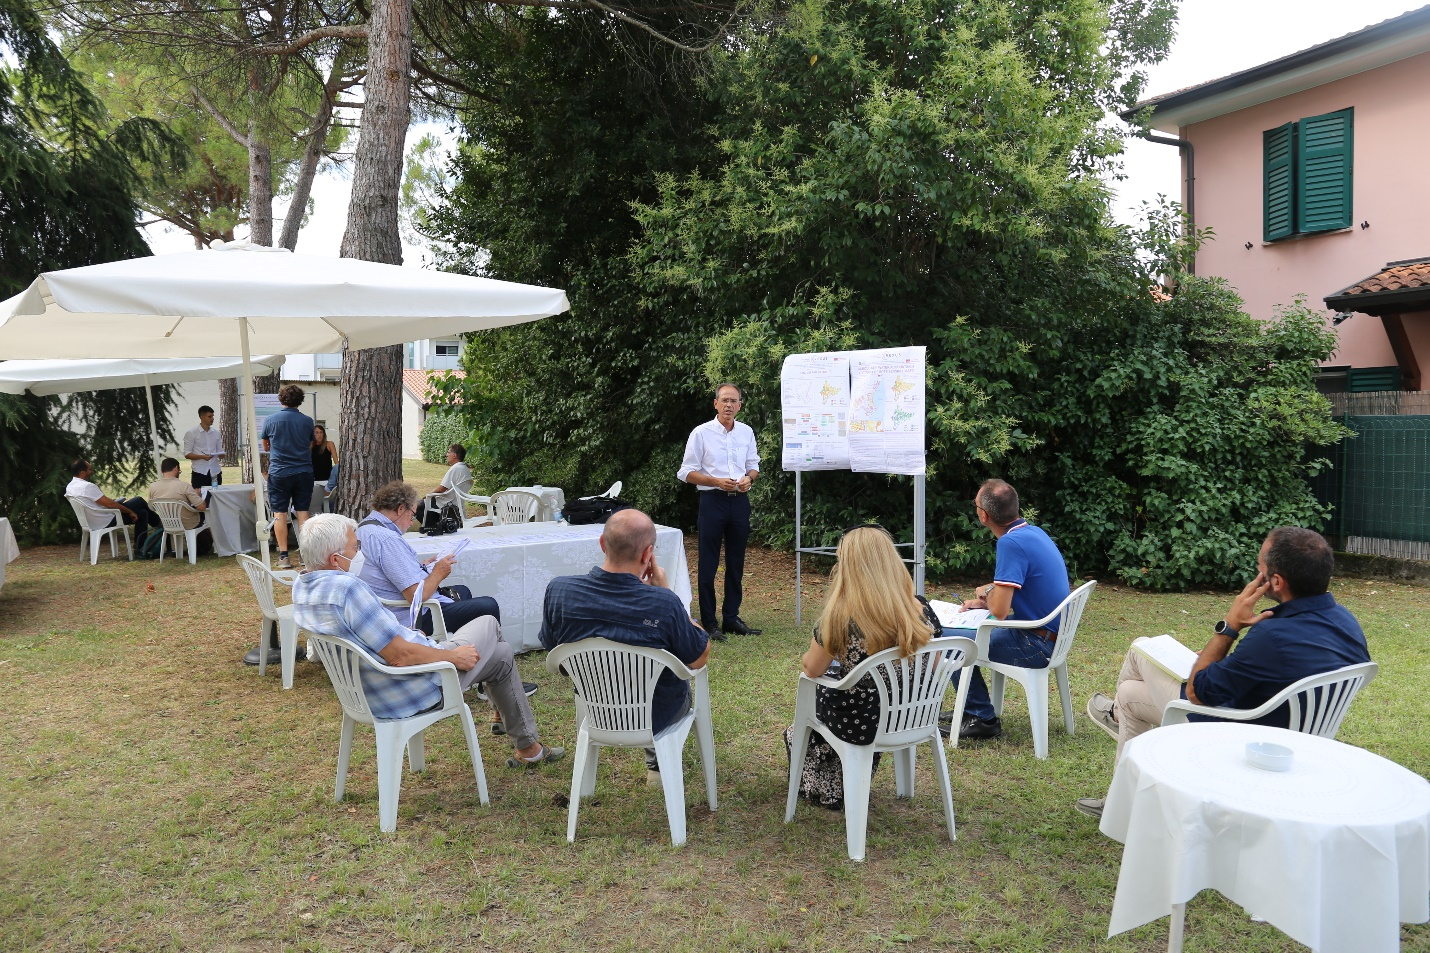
[539,508,710,783]
[259,383,316,569]
[1076,526,1369,819]
[944,478,1070,741]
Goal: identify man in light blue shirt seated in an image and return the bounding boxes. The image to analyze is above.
[944,478,1071,741]
[293,513,563,766]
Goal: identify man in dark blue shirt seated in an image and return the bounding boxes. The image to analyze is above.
[539,508,711,784]
[1077,526,1370,819]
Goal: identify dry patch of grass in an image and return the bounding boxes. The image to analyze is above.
[2,529,1427,952]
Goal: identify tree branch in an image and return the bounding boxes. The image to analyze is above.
[248,23,369,56]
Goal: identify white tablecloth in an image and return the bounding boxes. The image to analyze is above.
[204,482,329,557]
[1102,722,1430,953]
[504,486,565,522]
[0,517,17,593]
[408,522,691,653]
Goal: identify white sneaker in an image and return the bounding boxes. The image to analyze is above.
[1086,692,1119,741]
[1076,797,1105,819]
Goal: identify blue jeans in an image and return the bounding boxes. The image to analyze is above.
[953,627,1054,722]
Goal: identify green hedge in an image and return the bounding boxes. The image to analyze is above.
[419,412,469,464]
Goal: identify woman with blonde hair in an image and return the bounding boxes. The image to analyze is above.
[784,524,943,809]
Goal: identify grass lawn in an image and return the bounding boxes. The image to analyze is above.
[2,474,1427,951]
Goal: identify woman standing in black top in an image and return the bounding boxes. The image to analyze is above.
[310,424,338,482]
[784,525,942,809]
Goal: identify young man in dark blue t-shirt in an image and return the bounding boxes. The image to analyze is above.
[945,479,1071,740]
[540,508,710,783]
[259,383,316,569]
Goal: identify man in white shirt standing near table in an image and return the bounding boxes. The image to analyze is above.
[677,383,762,641]
[183,404,225,489]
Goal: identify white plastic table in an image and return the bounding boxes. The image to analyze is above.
[203,482,329,557]
[0,516,17,593]
[504,485,565,522]
[1102,722,1430,953]
[408,521,691,653]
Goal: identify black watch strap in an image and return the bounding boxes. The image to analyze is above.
[1213,620,1240,640]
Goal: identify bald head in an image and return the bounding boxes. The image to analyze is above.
[601,508,656,567]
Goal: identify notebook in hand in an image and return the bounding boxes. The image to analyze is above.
[1130,634,1197,682]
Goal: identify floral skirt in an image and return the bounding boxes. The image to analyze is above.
[783,725,881,811]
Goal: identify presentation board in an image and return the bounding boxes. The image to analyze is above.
[781,345,926,475]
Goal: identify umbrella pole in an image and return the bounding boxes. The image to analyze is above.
[143,375,161,476]
[239,319,271,565]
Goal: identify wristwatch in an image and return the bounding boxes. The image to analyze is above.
[1213,620,1240,641]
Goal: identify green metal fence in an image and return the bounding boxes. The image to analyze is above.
[1313,391,1430,560]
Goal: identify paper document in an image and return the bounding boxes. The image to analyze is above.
[408,587,425,630]
[1130,634,1197,682]
[848,346,926,475]
[780,352,851,471]
[452,537,472,557]
[928,600,992,630]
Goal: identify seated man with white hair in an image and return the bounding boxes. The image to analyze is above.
[292,512,564,767]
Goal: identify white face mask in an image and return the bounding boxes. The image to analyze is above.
[339,550,365,576]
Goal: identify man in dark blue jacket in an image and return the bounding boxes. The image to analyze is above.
[1078,527,1370,818]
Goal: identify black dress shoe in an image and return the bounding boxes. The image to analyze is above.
[243,647,286,667]
[957,715,1003,740]
[701,621,728,642]
[722,617,762,636]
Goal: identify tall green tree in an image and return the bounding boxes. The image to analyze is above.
[1,0,182,541]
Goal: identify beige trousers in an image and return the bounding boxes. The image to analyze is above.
[446,616,540,751]
[1114,648,1185,761]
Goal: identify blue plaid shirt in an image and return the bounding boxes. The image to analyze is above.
[293,569,445,719]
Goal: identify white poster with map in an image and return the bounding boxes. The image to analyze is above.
[780,352,851,471]
[780,346,925,475]
[848,346,926,475]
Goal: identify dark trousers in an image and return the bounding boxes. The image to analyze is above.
[415,585,501,638]
[191,471,221,490]
[697,490,751,629]
[120,498,161,536]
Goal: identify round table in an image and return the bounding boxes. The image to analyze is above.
[1101,722,1430,953]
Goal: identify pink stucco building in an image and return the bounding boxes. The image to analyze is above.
[1125,6,1430,393]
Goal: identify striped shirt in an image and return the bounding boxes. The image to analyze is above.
[292,570,445,719]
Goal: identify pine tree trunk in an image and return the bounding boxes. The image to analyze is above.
[335,0,412,517]
[219,378,240,473]
[247,119,274,247]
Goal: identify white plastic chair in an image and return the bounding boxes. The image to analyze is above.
[152,500,213,564]
[236,554,303,689]
[66,496,133,565]
[785,638,978,862]
[947,580,1098,759]
[306,632,489,832]
[377,596,451,641]
[489,490,541,526]
[1161,661,1378,738]
[602,481,622,498]
[545,638,716,847]
[456,490,494,528]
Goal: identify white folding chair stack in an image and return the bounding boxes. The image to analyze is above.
[785,638,978,861]
[151,500,213,564]
[236,554,303,689]
[307,632,489,832]
[947,579,1098,759]
[1161,661,1378,738]
[66,496,133,565]
[545,638,717,846]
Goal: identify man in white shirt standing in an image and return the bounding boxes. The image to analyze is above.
[677,383,762,640]
[183,404,225,490]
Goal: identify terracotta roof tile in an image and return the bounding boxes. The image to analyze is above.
[1336,258,1430,297]
[403,368,465,406]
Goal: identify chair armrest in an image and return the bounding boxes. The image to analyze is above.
[1161,696,1280,727]
[271,570,299,587]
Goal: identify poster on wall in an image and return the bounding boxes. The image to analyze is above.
[779,346,925,475]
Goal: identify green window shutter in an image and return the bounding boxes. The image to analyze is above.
[1347,366,1400,393]
[1263,122,1295,241]
[1296,108,1353,233]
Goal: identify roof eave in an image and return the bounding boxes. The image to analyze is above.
[1324,287,1430,316]
[1121,7,1430,133]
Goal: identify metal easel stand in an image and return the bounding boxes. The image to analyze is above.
[794,471,926,625]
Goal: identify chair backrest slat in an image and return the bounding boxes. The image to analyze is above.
[236,554,281,619]
[1047,580,1098,667]
[308,634,378,720]
[1283,665,1375,739]
[548,638,686,743]
[833,639,976,747]
[490,490,541,525]
[152,500,194,534]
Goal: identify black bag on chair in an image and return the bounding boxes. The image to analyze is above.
[563,495,631,525]
[422,501,462,536]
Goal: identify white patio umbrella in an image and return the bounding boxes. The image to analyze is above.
[0,355,285,474]
[0,242,571,564]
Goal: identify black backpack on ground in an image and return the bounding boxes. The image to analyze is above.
[563,495,631,525]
